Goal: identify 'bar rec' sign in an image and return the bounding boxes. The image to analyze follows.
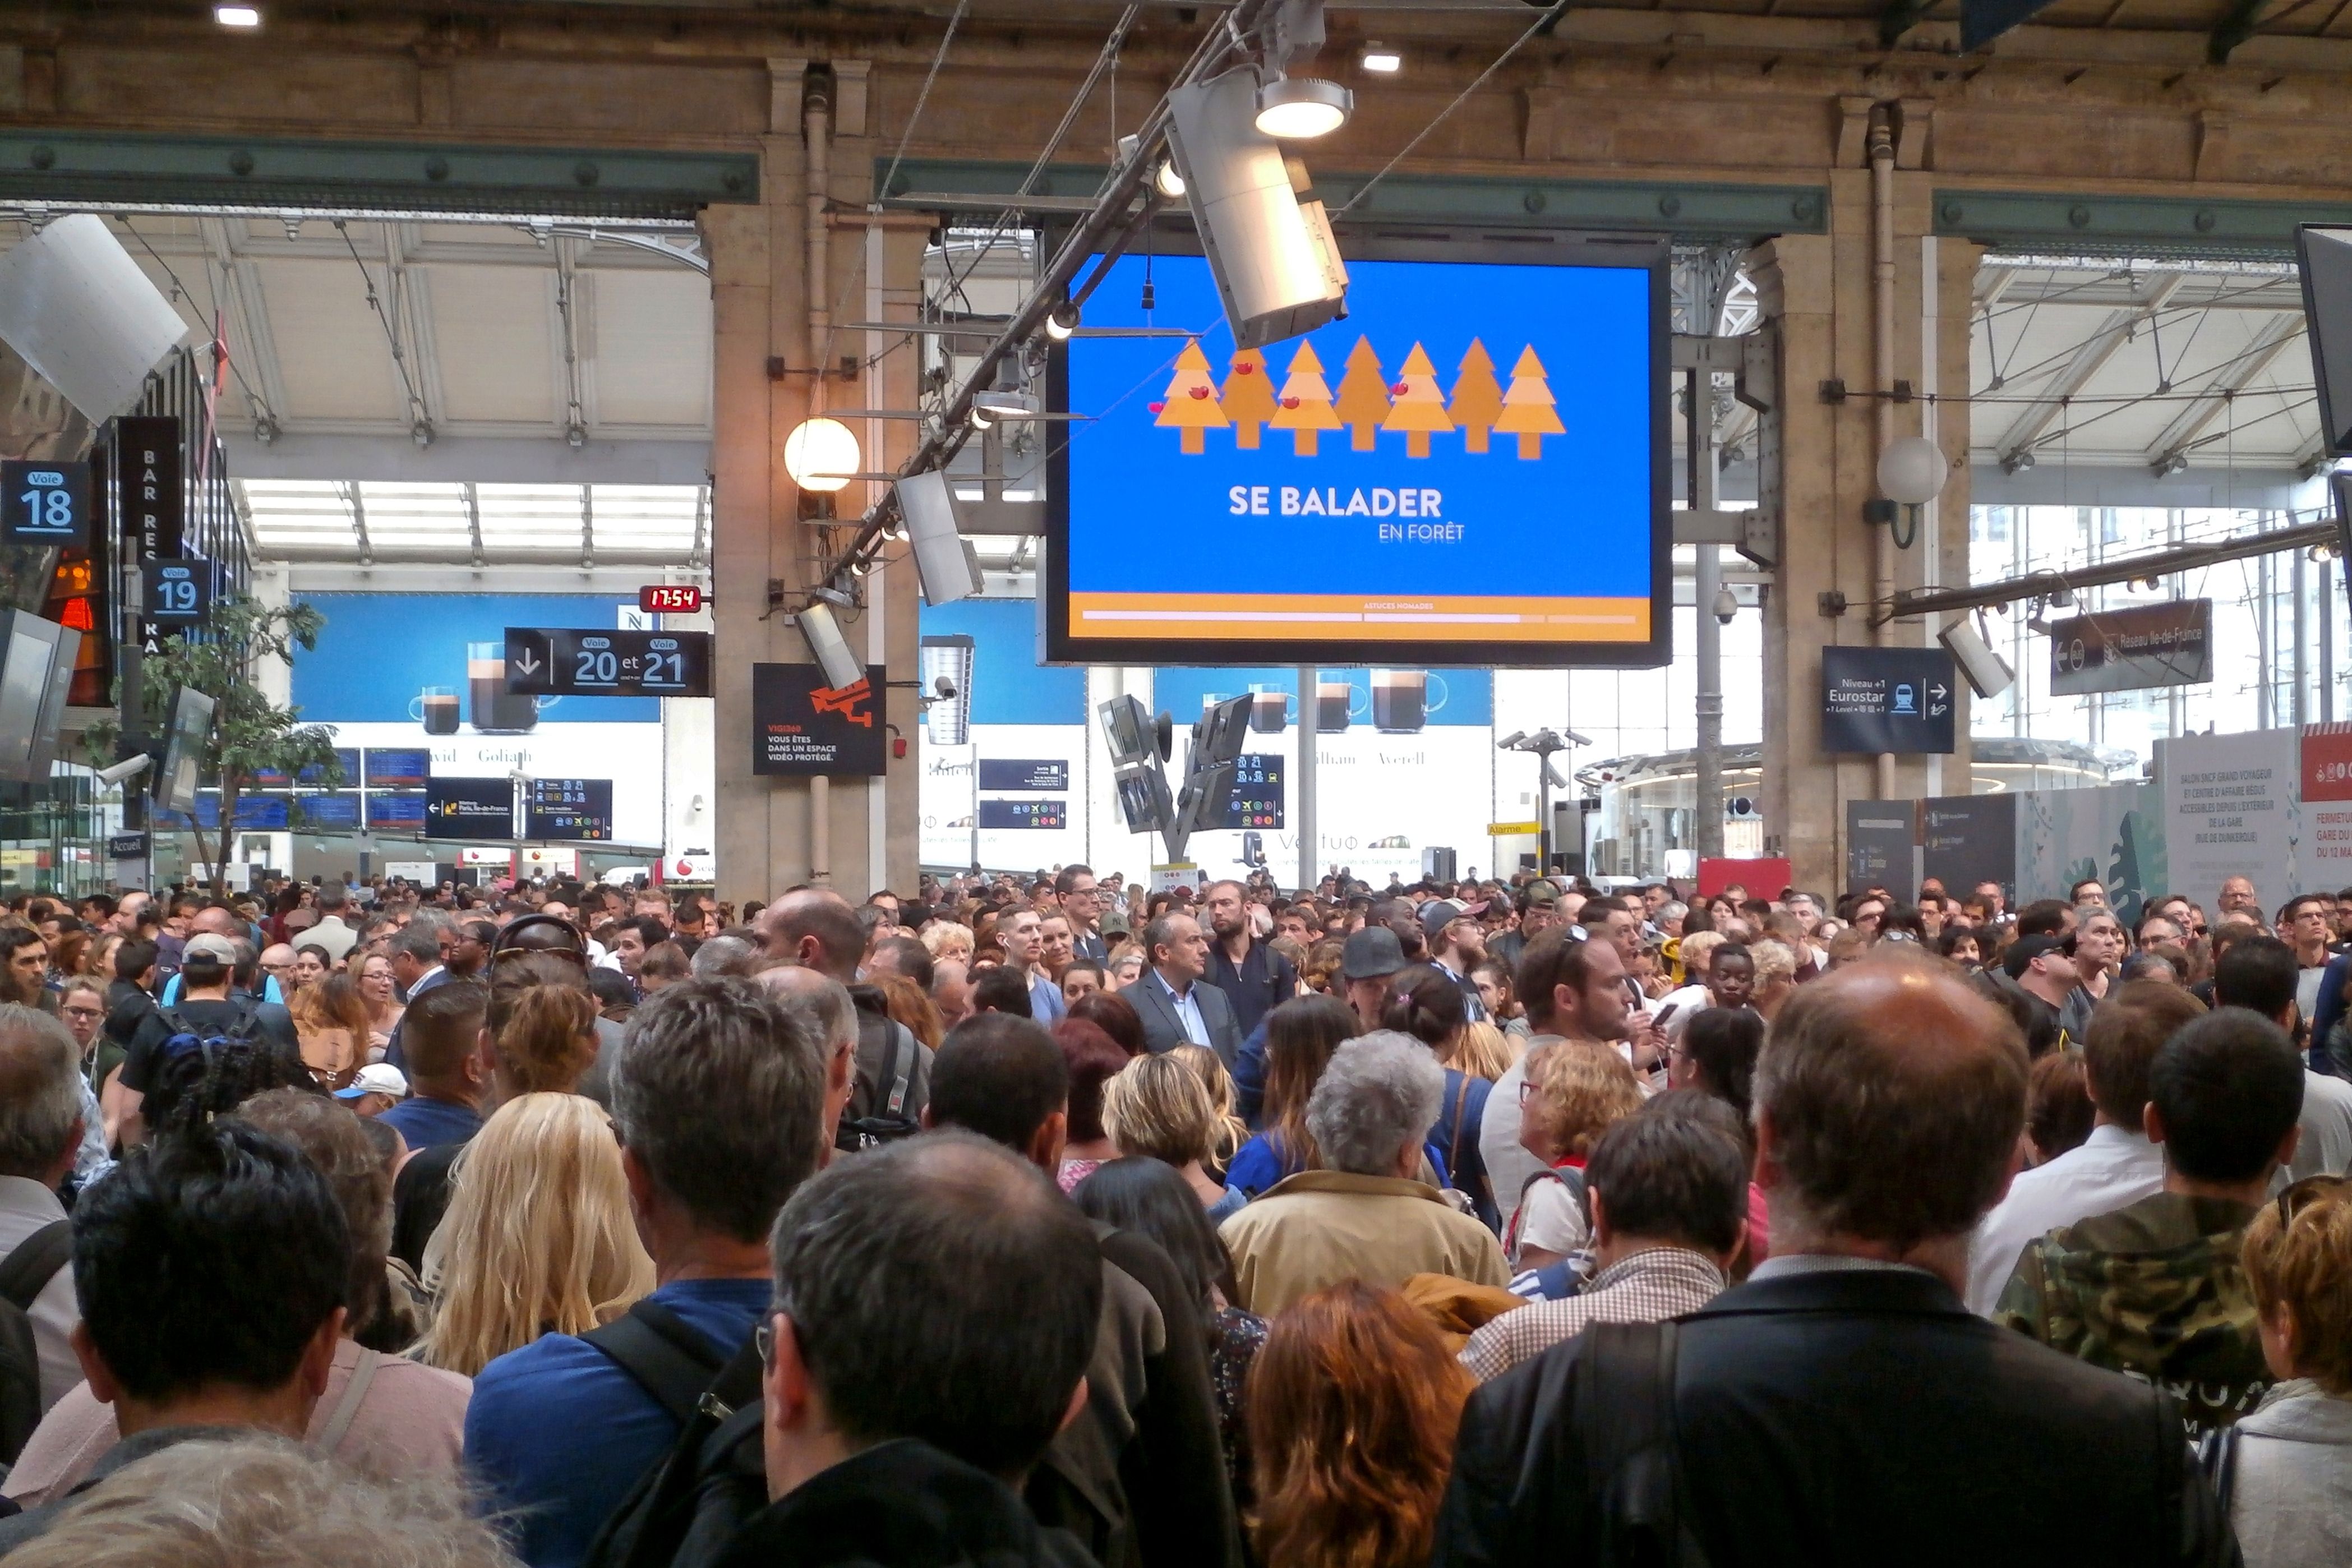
[117,417,181,656]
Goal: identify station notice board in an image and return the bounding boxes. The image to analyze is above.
[1820,647,1957,755]
[751,663,887,777]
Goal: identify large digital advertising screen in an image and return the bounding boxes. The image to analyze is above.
[1046,233,1668,668]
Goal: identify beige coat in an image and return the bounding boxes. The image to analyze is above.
[1218,1170,1509,1317]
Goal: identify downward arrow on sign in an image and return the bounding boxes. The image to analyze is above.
[514,649,542,676]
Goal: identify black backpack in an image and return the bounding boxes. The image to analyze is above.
[0,1219,72,1465]
[580,1301,768,1568]
[156,1001,264,1072]
[1573,1320,1713,1567]
[834,1007,923,1154]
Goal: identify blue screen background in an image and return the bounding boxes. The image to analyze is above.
[1062,254,1655,599]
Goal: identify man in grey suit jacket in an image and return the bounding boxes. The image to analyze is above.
[1120,911,1244,1071]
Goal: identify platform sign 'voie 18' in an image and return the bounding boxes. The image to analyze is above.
[2,460,92,550]
[503,628,714,698]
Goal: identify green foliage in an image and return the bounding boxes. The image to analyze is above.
[88,597,343,892]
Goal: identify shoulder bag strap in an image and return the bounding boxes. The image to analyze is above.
[0,1220,73,1310]
[316,1346,380,1454]
[583,1300,728,1426]
[1444,1072,1473,1178]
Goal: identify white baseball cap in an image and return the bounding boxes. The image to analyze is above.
[333,1064,408,1101]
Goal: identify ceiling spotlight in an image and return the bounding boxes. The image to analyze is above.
[215,4,262,26]
[847,557,869,578]
[1255,75,1352,139]
[564,422,587,450]
[411,420,434,449]
[1155,159,1186,199]
[1361,42,1403,73]
[782,416,859,492]
[253,417,279,445]
[1044,301,1080,342]
[969,404,993,432]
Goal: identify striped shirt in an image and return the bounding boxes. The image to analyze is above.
[1458,1246,1728,1383]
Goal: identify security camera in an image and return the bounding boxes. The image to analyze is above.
[1713,585,1739,625]
[1938,618,2014,700]
[95,753,151,787]
[933,676,958,701]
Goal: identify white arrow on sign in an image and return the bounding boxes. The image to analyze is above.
[1930,683,1948,701]
[513,647,542,676]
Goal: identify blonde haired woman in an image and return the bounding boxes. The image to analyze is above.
[286,971,375,1087]
[416,1093,654,1377]
[1104,1052,1244,1221]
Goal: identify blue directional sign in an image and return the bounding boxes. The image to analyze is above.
[142,559,215,626]
[504,628,713,698]
[1,460,91,550]
[1820,647,1957,754]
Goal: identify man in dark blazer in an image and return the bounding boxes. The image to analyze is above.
[1433,956,2238,1568]
[1120,911,1244,1072]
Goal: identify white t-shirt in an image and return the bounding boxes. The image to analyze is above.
[1507,1169,1589,1266]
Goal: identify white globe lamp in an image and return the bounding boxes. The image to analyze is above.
[784,417,860,494]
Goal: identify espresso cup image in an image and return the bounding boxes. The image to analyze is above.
[1316,680,1355,733]
[1372,669,1426,732]
[409,686,459,736]
[1250,684,1289,734]
[468,642,540,734]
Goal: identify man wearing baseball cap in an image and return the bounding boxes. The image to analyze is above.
[1419,898,1491,1022]
[334,1062,409,1117]
[1489,879,1565,974]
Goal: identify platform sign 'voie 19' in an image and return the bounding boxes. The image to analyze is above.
[503,628,714,698]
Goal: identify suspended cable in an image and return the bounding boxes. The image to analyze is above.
[1337,0,1572,215]
[334,219,429,430]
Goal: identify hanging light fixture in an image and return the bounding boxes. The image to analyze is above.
[783,417,860,492]
[1254,75,1352,139]
[1044,301,1080,342]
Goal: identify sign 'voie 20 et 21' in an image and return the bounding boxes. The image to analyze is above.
[502,628,714,698]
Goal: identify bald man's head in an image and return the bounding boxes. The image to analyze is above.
[1755,954,2028,1250]
[758,890,865,982]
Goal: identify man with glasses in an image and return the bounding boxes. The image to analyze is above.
[2278,893,2337,1025]
[1489,879,1564,974]
[1054,865,1108,965]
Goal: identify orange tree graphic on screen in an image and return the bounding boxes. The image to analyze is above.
[1151,340,1230,454]
[1448,339,1505,454]
[1220,349,1279,449]
[1332,337,1392,451]
[1380,343,1455,458]
[1491,345,1565,459]
[1267,342,1341,455]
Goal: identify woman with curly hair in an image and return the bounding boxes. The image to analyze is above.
[286,971,376,1087]
[1247,1281,1473,1568]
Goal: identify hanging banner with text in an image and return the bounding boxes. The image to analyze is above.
[2157,726,2302,911]
[2300,723,2352,896]
[2047,599,2212,697]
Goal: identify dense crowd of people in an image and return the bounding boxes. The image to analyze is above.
[0,860,2346,1566]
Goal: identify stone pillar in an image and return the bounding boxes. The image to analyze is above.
[707,59,925,907]
[1755,150,1973,896]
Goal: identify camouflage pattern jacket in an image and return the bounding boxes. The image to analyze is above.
[1993,1191,2267,1432]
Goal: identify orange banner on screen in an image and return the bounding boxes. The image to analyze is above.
[1067,592,1651,643]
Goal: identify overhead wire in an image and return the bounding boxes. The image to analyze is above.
[118,216,278,428]
[334,219,430,431]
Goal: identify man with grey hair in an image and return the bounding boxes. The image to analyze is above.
[755,965,859,1154]
[1219,1030,1506,1314]
[1120,911,1243,1068]
[719,1133,1104,1565]
[464,976,833,1568]
[689,931,760,980]
[380,921,451,1073]
[0,1004,87,1414]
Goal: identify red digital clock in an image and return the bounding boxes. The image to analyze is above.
[638,584,705,614]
